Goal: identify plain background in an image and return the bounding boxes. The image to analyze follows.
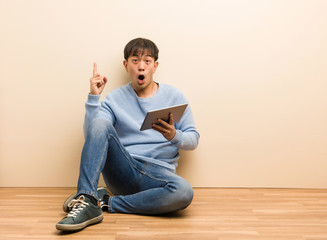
[1,0,326,188]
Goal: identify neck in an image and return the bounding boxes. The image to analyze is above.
[134,81,158,98]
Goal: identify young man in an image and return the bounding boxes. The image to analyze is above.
[56,38,200,231]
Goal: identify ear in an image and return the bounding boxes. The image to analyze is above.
[123,60,128,72]
[153,61,159,72]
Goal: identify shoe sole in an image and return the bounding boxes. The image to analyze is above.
[56,214,103,231]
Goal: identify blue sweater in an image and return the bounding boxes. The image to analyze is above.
[84,82,199,170]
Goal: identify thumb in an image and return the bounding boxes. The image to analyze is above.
[169,113,174,125]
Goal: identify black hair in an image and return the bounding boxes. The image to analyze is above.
[124,38,159,61]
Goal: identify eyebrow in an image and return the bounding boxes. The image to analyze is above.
[131,54,153,60]
[131,51,153,58]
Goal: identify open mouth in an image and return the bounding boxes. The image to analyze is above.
[138,75,145,80]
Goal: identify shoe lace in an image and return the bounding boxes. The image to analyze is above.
[66,195,89,218]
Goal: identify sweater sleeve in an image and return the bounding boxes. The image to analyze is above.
[83,94,115,138]
[170,129,199,150]
[169,104,200,150]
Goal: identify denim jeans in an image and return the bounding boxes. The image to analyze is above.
[77,118,194,215]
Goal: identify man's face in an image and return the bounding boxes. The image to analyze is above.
[123,50,159,93]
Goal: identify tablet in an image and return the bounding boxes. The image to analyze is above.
[140,103,188,131]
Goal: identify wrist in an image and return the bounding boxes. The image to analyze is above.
[90,89,101,95]
[168,130,176,141]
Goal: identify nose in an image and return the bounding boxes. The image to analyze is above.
[138,60,145,71]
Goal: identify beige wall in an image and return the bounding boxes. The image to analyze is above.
[1,0,326,188]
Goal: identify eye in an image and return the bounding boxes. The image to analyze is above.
[145,59,152,64]
[132,59,138,63]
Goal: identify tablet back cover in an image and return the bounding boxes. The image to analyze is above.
[140,103,188,131]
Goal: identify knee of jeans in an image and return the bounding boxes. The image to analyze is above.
[87,118,114,138]
[171,178,194,210]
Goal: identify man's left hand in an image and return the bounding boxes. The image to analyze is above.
[152,113,176,141]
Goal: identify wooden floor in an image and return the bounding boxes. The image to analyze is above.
[0,188,327,240]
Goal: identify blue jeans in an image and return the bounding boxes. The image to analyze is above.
[77,118,193,215]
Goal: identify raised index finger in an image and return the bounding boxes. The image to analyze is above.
[93,62,97,77]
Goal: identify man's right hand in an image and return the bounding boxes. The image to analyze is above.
[90,62,108,95]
